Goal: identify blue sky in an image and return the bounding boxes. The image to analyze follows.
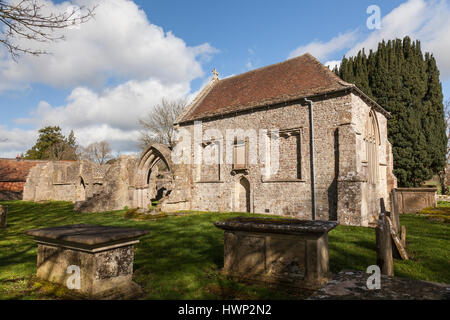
[1,0,449,157]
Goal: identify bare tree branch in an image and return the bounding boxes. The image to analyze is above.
[138,98,187,149]
[0,0,96,60]
[439,99,450,195]
[80,141,112,165]
[44,140,78,160]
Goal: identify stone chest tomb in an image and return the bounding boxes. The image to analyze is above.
[214,217,338,290]
[25,224,149,299]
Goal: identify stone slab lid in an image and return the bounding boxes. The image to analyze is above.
[308,270,450,300]
[25,224,149,247]
[214,217,338,235]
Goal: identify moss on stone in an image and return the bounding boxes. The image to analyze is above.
[418,206,450,223]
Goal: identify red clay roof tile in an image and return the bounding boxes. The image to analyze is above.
[179,53,353,123]
[0,160,44,183]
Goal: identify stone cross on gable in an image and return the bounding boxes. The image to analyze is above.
[212,68,219,79]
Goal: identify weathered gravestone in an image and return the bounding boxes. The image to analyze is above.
[0,205,7,228]
[214,217,338,290]
[25,224,149,299]
[376,199,409,276]
[376,211,394,276]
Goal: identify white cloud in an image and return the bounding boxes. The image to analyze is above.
[348,0,450,79]
[324,60,341,70]
[289,0,450,80]
[0,126,37,158]
[0,0,217,92]
[0,0,218,157]
[288,31,358,60]
[13,78,191,153]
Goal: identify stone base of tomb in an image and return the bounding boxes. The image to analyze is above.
[26,224,149,300]
[215,218,338,291]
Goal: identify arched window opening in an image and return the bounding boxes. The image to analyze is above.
[365,110,380,184]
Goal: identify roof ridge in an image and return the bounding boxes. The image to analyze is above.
[215,53,350,87]
[175,77,220,124]
[177,53,365,124]
[215,53,318,83]
[302,53,353,87]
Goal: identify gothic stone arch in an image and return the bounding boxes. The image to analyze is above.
[133,144,174,208]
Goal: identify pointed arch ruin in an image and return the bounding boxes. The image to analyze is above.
[133,143,174,208]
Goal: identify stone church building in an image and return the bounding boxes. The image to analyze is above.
[153,53,397,226]
[20,53,397,227]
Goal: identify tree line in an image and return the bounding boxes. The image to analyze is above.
[333,36,448,188]
[23,126,114,165]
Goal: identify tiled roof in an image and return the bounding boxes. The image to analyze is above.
[0,182,25,192]
[178,53,355,123]
[0,159,45,182]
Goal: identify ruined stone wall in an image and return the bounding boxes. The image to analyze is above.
[23,160,107,203]
[392,188,436,214]
[75,156,137,213]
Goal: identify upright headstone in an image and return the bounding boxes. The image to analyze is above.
[376,212,394,276]
[401,225,407,247]
[0,205,7,228]
[390,190,400,233]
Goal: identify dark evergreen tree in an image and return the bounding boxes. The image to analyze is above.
[25,126,79,160]
[335,36,447,187]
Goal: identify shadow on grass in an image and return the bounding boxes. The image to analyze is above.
[1,200,449,299]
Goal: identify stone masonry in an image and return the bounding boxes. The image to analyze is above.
[19,54,398,227]
[166,54,398,226]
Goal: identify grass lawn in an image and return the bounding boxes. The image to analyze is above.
[0,200,449,300]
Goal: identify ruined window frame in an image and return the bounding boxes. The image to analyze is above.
[232,137,248,171]
[198,139,222,182]
[263,127,303,182]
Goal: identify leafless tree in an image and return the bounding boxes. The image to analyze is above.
[81,141,112,165]
[438,99,450,195]
[0,0,96,60]
[138,98,187,149]
[44,140,77,160]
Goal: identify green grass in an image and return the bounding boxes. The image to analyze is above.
[0,200,449,300]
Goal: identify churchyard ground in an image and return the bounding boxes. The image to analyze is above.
[0,200,448,300]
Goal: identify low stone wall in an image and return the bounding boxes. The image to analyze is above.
[392,188,437,214]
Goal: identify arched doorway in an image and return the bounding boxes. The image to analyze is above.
[236,177,250,213]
